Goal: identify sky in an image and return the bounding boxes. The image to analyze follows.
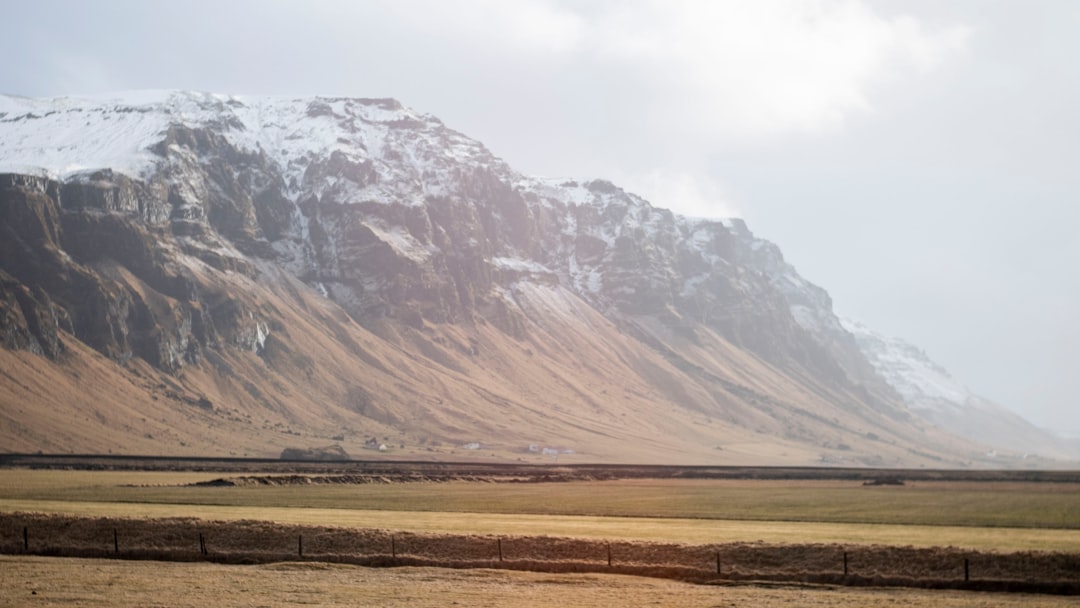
[2,0,1078,433]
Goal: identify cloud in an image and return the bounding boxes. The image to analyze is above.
[617,168,740,219]
[387,1,971,140]
[385,0,585,54]
[588,0,973,138]
[46,51,120,96]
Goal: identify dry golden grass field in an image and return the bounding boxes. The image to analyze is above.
[2,556,1077,608]
[4,557,1075,608]
[1,470,1078,551]
[1,468,1079,605]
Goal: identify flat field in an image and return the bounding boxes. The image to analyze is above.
[2,556,1076,608]
[2,468,1080,606]
[1,470,1078,551]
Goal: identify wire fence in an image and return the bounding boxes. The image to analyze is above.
[2,513,1077,595]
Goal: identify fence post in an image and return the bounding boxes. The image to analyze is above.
[498,538,503,562]
[23,526,28,552]
[391,535,396,559]
[199,532,207,556]
[298,534,303,558]
[716,551,721,575]
[114,529,119,555]
[607,543,612,567]
[843,551,848,576]
[964,558,969,582]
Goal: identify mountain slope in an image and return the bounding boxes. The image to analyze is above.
[0,91,1031,466]
[841,319,1080,461]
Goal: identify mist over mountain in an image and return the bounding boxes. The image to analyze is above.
[842,319,1080,461]
[0,91,1066,467]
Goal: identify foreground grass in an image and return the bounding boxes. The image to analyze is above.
[1,470,1078,552]
[1,556,1073,608]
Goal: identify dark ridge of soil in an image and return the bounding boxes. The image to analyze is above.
[2,512,1078,595]
[187,472,597,487]
[862,477,906,486]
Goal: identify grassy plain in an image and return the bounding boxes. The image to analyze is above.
[2,556,1075,608]
[1,470,1078,552]
[3,469,1079,606]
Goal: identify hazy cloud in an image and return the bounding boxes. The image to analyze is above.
[587,1,972,137]
[617,168,740,220]
[45,51,120,96]
[387,0,586,54]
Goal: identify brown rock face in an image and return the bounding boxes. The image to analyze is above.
[0,171,273,372]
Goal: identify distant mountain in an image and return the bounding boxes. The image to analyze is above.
[841,318,1079,461]
[0,91,1057,467]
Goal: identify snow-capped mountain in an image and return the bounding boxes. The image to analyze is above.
[0,91,1057,466]
[842,319,1079,460]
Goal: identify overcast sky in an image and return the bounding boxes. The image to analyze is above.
[3,0,1078,432]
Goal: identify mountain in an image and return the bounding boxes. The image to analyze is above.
[841,319,1080,461]
[0,91,1048,466]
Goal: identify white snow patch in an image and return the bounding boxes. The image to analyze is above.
[0,91,503,210]
[518,176,596,207]
[364,222,434,263]
[492,256,551,274]
[511,281,596,328]
[254,321,270,353]
[841,318,971,406]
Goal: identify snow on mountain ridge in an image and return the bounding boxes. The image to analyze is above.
[3,91,731,234]
[840,318,973,407]
[841,318,1080,460]
[0,90,188,179]
[0,91,493,207]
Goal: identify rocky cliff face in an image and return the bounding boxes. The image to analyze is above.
[0,169,271,374]
[0,91,1048,466]
[1,93,836,375]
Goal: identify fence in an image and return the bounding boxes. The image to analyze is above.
[2,513,1077,595]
